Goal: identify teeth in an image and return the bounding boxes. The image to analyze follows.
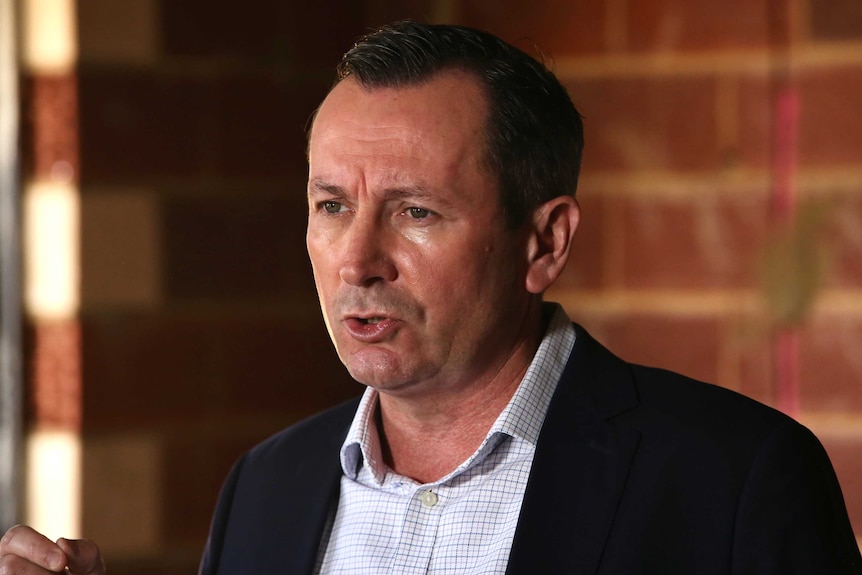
[367,318,382,324]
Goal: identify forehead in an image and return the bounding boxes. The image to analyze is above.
[308,71,489,178]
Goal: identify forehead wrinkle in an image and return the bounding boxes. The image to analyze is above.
[317,116,424,149]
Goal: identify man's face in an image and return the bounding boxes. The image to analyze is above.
[306,71,535,397]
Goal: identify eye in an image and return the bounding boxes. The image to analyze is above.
[407,207,430,219]
[322,201,343,214]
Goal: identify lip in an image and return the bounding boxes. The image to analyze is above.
[342,315,401,343]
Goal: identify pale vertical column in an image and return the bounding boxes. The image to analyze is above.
[19,0,82,540]
[0,0,23,532]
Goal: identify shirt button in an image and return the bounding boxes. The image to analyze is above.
[420,489,438,508]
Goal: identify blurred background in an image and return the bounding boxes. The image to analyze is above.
[1,0,861,573]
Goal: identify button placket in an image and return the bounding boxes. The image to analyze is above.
[390,487,443,573]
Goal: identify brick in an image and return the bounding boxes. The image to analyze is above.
[162,195,309,300]
[554,193,607,290]
[759,202,833,326]
[580,313,782,407]
[620,195,768,289]
[734,326,862,413]
[737,68,862,171]
[627,0,770,52]
[80,190,161,309]
[216,319,357,413]
[161,0,285,61]
[736,74,771,169]
[821,194,862,289]
[365,0,440,25]
[576,313,723,385]
[82,433,161,556]
[213,75,329,178]
[797,66,862,167]
[819,435,862,538]
[798,315,862,411]
[810,1,862,41]
[80,310,353,430]
[79,69,328,182]
[81,312,228,429]
[728,322,774,406]
[283,0,367,67]
[29,319,82,429]
[459,0,606,56]
[161,0,364,67]
[77,0,160,64]
[22,74,80,182]
[571,76,719,172]
[79,69,210,182]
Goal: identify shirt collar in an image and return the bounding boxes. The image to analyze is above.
[489,303,575,445]
[339,302,576,483]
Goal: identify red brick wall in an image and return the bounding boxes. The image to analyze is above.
[72,1,862,572]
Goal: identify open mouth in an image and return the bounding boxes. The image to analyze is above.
[343,315,398,342]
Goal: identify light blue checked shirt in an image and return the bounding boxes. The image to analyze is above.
[316,304,576,574]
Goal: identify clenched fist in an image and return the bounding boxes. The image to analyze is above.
[0,525,105,574]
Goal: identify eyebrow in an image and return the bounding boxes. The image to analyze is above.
[307,177,454,208]
[307,178,345,197]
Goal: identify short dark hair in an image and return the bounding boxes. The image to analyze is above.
[333,20,584,228]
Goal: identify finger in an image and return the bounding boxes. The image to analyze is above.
[0,524,67,572]
[56,538,105,575]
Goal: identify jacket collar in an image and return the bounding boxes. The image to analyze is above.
[506,323,641,575]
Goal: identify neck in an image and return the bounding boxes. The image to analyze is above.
[375,307,548,484]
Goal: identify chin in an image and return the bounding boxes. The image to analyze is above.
[345,349,406,387]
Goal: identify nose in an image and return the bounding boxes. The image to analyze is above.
[338,215,398,286]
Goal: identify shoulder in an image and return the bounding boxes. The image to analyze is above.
[630,363,789,434]
[200,397,361,575]
[565,323,808,457]
[547,324,862,571]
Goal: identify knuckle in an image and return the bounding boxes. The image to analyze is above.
[80,538,104,566]
[0,525,20,551]
[0,553,25,574]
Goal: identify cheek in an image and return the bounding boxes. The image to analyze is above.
[412,253,499,318]
[306,219,342,260]
[307,252,338,320]
[307,232,338,283]
[307,255,326,295]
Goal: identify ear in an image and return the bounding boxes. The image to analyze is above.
[525,196,580,294]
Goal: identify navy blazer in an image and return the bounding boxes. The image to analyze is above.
[200,325,862,574]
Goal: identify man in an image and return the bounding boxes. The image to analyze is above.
[2,20,860,575]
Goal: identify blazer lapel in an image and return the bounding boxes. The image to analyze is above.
[277,427,345,574]
[506,325,641,575]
